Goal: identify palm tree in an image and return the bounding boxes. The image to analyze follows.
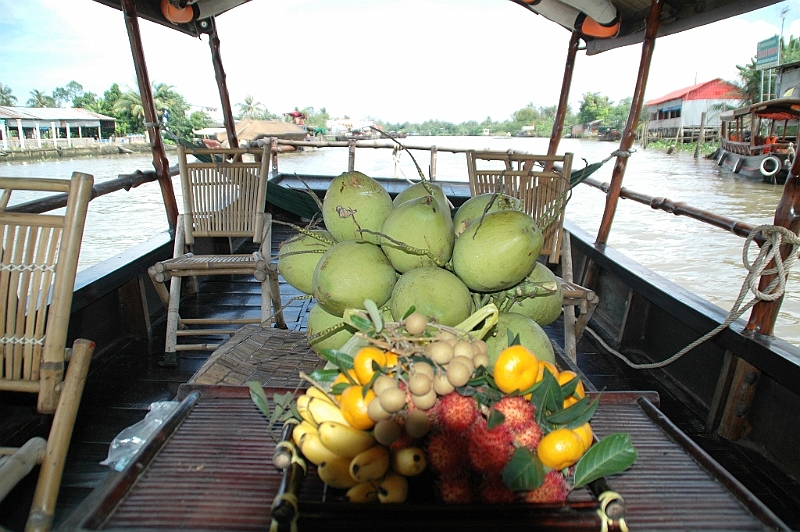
[26,89,55,108]
[0,83,17,106]
[237,95,265,120]
[113,89,145,121]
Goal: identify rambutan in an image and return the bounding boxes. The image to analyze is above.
[466,418,514,473]
[521,470,569,504]
[426,431,468,473]
[434,392,479,433]
[478,474,516,504]
[493,396,535,430]
[512,420,543,451]
[437,473,473,504]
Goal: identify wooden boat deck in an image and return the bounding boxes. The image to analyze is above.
[1,218,798,531]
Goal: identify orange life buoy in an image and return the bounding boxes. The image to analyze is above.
[161,0,194,24]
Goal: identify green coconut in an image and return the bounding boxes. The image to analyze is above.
[393,181,448,210]
[390,266,472,327]
[306,303,358,354]
[508,263,564,326]
[452,209,543,293]
[277,229,334,295]
[453,193,522,237]
[380,195,455,273]
[485,311,555,366]
[322,171,394,244]
[312,240,396,317]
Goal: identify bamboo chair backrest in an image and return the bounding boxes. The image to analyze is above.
[178,145,270,245]
[0,173,94,413]
[466,150,572,263]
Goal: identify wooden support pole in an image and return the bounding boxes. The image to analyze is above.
[206,18,238,150]
[548,31,581,158]
[594,0,663,248]
[694,112,706,159]
[120,0,178,233]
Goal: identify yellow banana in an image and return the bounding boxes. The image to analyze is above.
[305,386,335,404]
[318,421,376,458]
[377,470,409,503]
[299,431,342,466]
[391,446,427,477]
[291,420,318,448]
[346,482,379,503]
[317,456,359,490]
[296,394,317,427]
[349,444,390,482]
[308,397,350,426]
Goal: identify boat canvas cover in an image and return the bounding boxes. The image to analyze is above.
[217,119,308,143]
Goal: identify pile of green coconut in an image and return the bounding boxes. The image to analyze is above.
[277,170,565,366]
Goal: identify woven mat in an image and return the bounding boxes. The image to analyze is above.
[189,324,326,387]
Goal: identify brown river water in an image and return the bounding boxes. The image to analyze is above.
[2,136,798,346]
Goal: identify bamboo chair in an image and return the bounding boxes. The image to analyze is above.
[0,173,96,532]
[148,146,285,364]
[466,150,598,361]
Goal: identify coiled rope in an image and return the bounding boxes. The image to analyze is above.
[587,224,800,369]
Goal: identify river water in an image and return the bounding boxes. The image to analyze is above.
[2,136,798,346]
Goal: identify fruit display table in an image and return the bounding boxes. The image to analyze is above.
[60,385,786,531]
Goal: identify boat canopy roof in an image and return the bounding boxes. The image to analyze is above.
[92,0,781,54]
[720,98,800,122]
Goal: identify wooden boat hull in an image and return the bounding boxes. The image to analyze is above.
[713,148,789,184]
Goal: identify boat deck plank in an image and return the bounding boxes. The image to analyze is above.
[0,220,797,531]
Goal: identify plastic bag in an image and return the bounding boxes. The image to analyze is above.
[100,401,179,471]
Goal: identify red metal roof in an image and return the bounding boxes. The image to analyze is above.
[645,79,741,106]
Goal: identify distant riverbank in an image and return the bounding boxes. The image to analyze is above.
[0,142,173,162]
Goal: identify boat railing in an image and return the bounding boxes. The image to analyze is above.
[721,137,790,156]
[4,167,174,215]
[253,137,531,181]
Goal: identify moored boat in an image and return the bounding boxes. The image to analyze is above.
[712,60,800,184]
[2,0,800,531]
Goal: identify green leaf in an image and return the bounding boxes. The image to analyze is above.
[573,433,638,489]
[330,382,349,396]
[269,392,294,428]
[502,447,545,491]
[559,375,580,397]
[487,408,505,430]
[349,314,373,331]
[307,368,342,385]
[546,394,599,427]
[247,381,271,419]
[364,299,383,333]
[402,306,416,319]
[530,369,562,426]
[318,349,354,370]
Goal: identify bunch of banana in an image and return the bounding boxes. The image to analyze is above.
[290,387,427,503]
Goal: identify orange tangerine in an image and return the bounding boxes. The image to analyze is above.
[493,345,539,394]
[537,360,559,382]
[384,352,400,369]
[537,428,585,470]
[353,346,388,385]
[332,369,358,397]
[557,370,585,398]
[339,385,376,430]
[572,422,594,452]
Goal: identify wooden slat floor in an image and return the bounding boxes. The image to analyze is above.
[1,217,798,531]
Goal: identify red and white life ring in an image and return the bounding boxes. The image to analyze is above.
[522,0,621,39]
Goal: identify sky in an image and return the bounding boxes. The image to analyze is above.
[1,0,800,124]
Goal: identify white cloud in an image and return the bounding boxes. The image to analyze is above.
[0,0,795,123]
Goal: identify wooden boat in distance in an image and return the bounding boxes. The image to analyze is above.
[712,61,800,184]
[713,97,800,184]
